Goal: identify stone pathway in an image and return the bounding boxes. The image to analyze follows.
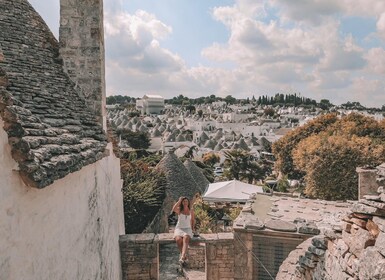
[159,243,206,280]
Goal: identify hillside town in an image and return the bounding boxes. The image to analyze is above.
[108,94,384,164]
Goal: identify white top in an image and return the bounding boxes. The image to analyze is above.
[175,213,191,229]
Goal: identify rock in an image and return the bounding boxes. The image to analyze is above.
[373,216,385,232]
[343,227,376,258]
[376,231,385,257]
[363,195,382,202]
[352,212,371,219]
[350,217,367,228]
[265,219,297,232]
[344,222,352,233]
[351,202,385,217]
[360,199,385,210]
[312,236,327,250]
[298,222,320,235]
[294,217,306,224]
[335,239,349,258]
[308,245,325,256]
[299,255,316,268]
[324,229,339,240]
[358,247,385,280]
[366,219,380,237]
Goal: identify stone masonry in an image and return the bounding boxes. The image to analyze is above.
[0,0,107,188]
[276,184,385,280]
[60,0,107,128]
[119,233,234,280]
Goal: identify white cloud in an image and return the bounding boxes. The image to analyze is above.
[350,77,385,106]
[104,10,183,75]
[377,12,385,40]
[270,0,342,25]
[28,0,385,107]
[365,48,385,74]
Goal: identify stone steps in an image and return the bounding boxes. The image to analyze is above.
[159,243,206,280]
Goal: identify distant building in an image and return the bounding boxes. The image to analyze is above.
[136,94,165,115]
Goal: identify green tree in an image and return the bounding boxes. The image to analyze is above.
[202,152,220,167]
[293,134,385,200]
[121,160,166,233]
[117,129,151,150]
[184,145,198,159]
[272,113,339,179]
[223,149,267,183]
[284,113,385,200]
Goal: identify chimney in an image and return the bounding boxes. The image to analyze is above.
[59,0,106,130]
[356,167,378,199]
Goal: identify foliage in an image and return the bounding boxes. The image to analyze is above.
[193,160,215,183]
[263,108,275,117]
[202,152,220,167]
[117,128,151,150]
[106,95,136,105]
[224,149,269,183]
[276,175,289,193]
[257,93,318,107]
[289,113,385,200]
[184,145,198,159]
[121,159,166,233]
[193,196,214,233]
[226,206,242,221]
[272,113,339,179]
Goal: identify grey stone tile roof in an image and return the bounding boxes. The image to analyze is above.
[0,0,107,188]
[235,194,352,235]
[183,159,210,194]
[156,151,200,201]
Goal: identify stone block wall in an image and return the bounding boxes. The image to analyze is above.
[234,231,253,280]
[276,186,385,280]
[206,233,235,280]
[119,233,235,280]
[356,167,378,199]
[119,234,158,280]
[188,243,205,269]
[59,0,106,127]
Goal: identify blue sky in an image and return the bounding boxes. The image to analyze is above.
[29,0,385,107]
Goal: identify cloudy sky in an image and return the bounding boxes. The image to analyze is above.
[29,0,385,107]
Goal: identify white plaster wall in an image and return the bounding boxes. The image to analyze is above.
[0,120,124,280]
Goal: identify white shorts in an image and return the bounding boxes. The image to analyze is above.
[174,227,193,238]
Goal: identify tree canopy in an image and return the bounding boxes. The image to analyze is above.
[117,129,151,150]
[273,112,385,200]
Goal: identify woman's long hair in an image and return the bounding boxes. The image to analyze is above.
[179,197,190,212]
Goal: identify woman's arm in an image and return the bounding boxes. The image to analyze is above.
[172,197,183,214]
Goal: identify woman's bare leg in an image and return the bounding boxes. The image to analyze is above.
[175,236,183,254]
[181,235,190,260]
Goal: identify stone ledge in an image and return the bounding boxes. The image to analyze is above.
[121,233,234,245]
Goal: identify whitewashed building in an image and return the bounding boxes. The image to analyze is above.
[136,94,165,115]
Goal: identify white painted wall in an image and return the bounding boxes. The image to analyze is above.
[0,120,124,280]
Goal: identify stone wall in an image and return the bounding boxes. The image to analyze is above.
[119,233,235,280]
[276,186,385,280]
[60,0,106,128]
[188,243,205,269]
[119,234,158,280]
[205,233,234,280]
[0,123,125,280]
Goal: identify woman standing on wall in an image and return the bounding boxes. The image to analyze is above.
[172,196,195,263]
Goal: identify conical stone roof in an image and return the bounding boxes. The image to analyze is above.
[184,159,210,194]
[214,143,224,151]
[237,138,250,151]
[156,151,200,201]
[151,128,162,137]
